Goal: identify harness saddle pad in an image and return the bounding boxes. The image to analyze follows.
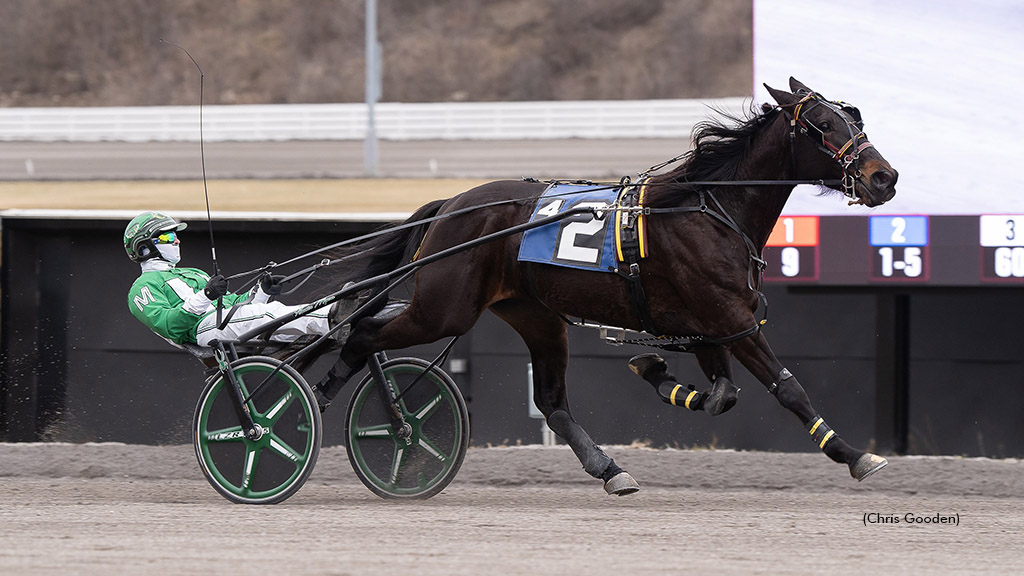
[518,182,647,272]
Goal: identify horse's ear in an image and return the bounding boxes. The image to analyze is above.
[789,77,812,95]
[764,83,798,108]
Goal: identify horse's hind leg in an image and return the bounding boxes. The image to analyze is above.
[732,331,888,481]
[490,299,640,496]
[628,347,740,416]
[308,301,410,411]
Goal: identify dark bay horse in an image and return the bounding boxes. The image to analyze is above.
[316,78,898,495]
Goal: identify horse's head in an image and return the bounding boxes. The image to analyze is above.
[765,77,898,208]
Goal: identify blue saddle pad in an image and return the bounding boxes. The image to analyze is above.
[518,183,620,272]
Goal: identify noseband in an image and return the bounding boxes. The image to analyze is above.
[787,91,874,202]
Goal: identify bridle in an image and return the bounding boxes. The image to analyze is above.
[786,90,874,203]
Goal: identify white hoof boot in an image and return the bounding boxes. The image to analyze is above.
[604,471,640,496]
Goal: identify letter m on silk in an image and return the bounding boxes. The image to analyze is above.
[134,286,154,312]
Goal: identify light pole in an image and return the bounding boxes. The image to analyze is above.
[364,0,380,176]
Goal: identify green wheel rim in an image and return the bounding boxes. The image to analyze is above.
[346,359,469,499]
[194,357,320,504]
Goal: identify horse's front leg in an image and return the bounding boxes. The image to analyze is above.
[731,330,888,481]
[627,346,740,416]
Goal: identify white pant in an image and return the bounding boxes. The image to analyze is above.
[195,301,330,347]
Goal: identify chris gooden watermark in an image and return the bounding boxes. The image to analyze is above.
[863,512,960,526]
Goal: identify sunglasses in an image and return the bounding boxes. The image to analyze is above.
[153,231,178,244]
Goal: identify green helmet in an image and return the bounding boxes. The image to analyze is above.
[124,211,188,262]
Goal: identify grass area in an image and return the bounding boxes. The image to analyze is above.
[0,179,490,213]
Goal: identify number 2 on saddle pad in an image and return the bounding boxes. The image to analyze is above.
[518,184,618,272]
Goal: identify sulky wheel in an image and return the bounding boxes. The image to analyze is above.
[193,356,321,504]
[345,357,470,499]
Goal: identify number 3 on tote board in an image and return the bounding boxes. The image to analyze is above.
[980,215,1024,281]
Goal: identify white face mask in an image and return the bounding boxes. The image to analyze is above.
[155,243,180,265]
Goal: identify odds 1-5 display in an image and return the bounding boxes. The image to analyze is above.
[760,214,1024,286]
[869,216,929,281]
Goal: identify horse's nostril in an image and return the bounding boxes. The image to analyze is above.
[871,170,896,188]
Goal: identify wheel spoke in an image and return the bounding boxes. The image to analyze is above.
[240,445,262,496]
[354,423,394,439]
[267,433,303,465]
[263,388,299,425]
[389,446,406,486]
[203,425,246,443]
[416,434,449,463]
[410,392,445,422]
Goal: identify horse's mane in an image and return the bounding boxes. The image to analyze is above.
[647,103,782,208]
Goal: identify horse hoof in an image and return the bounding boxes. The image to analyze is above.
[850,453,888,481]
[604,471,640,496]
[628,353,667,380]
[704,377,740,416]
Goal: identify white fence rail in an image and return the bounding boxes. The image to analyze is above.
[0,98,747,142]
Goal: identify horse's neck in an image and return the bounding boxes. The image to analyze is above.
[714,118,795,250]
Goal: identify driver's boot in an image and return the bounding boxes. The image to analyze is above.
[327,282,374,343]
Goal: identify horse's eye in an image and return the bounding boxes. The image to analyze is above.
[818,121,832,132]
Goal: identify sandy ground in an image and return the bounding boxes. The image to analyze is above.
[0,179,484,214]
[1,443,1021,575]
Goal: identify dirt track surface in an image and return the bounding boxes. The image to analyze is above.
[1,444,1021,575]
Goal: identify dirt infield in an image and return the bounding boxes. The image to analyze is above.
[1,444,1020,575]
[0,179,487,213]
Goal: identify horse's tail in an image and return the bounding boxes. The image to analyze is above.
[316,198,449,296]
[361,197,449,278]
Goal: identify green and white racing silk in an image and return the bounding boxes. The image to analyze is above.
[127,261,252,346]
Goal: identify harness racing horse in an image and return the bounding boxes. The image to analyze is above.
[316,78,899,495]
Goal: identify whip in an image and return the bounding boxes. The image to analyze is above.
[161,39,223,322]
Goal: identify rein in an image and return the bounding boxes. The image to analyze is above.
[225,184,619,281]
[226,176,838,283]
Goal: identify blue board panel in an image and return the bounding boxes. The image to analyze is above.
[869,215,929,246]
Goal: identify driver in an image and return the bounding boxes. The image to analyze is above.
[124,211,354,348]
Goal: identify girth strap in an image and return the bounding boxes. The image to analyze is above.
[614,182,659,336]
[617,262,658,336]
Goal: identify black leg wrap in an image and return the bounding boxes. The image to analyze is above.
[807,415,850,463]
[630,354,710,411]
[546,410,613,479]
[807,415,837,451]
[657,382,706,410]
